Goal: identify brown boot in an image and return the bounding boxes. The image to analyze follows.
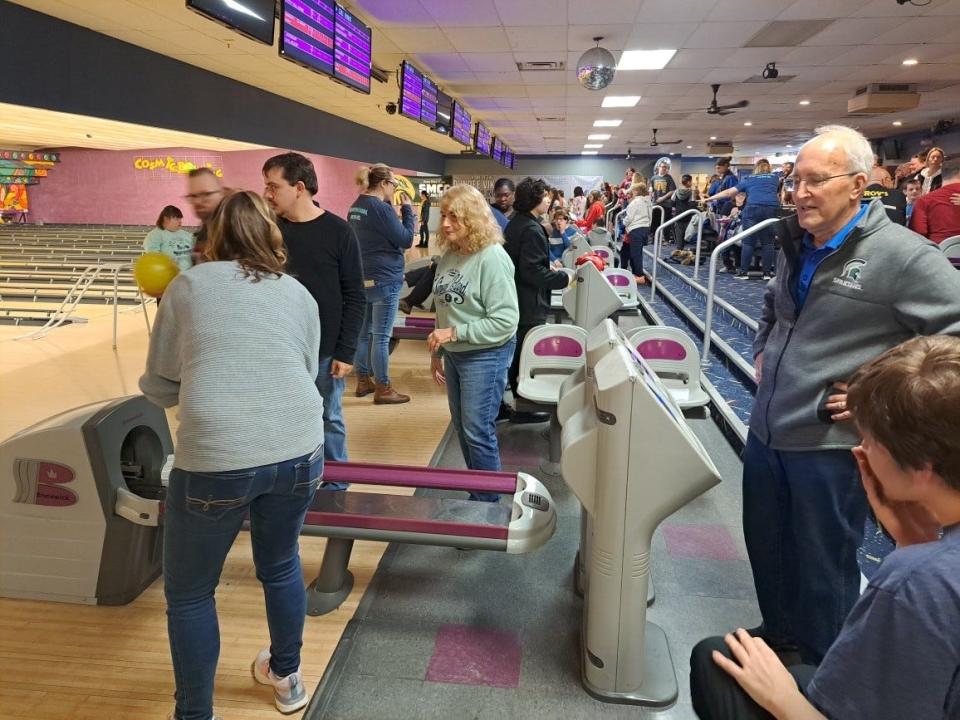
[374,382,410,405]
[355,375,374,397]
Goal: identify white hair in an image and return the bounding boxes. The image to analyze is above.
[801,125,874,176]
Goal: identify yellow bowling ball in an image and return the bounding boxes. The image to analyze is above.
[133,252,180,298]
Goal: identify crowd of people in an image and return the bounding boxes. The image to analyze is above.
[136,123,960,720]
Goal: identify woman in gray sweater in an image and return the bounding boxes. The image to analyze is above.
[139,191,323,720]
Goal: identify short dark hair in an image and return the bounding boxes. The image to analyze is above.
[494,178,515,193]
[513,177,549,214]
[592,218,605,229]
[848,335,960,491]
[573,186,584,197]
[681,174,692,184]
[716,157,731,167]
[155,205,183,228]
[262,152,319,196]
[421,190,429,198]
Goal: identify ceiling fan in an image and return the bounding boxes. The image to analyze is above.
[648,128,682,147]
[692,84,750,116]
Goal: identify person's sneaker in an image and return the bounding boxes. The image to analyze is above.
[355,375,374,397]
[718,266,730,273]
[762,273,774,281]
[374,383,411,404]
[167,714,222,720]
[496,402,513,422]
[253,649,309,715]
[398,299,413,315]
[734,271,749,280]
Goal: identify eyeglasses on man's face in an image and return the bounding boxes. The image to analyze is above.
[782,172,858,193]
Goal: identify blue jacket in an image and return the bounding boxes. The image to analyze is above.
[347,195,415,285]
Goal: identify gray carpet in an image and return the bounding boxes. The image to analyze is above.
[304,409,755,720]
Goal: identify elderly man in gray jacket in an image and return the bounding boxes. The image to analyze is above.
[744,125,960,665]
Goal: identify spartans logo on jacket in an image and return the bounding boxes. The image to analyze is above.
[833,259,866,291]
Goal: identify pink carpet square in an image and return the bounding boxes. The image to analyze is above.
[425,624,522,688]
[662,523,742,561]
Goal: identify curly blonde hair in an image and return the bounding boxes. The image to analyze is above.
[437,185,504,255]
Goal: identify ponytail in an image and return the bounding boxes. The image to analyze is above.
[356,163,394,191]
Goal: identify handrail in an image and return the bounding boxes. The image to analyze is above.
[702,217,781,368]
[613,208,626,243]
[604,202,618,229]
[649,208,702,301]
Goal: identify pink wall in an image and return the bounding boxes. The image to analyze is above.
[27,147,422,226]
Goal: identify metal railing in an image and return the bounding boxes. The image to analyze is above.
[648,208,702,301]
[702,217,781,368]
[15,261,152,348]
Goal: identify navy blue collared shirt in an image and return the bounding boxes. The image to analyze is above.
[794,205,867,310]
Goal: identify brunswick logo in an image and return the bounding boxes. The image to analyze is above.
[833,259,866,291]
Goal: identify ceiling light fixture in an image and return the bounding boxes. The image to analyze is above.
[587,133,612,140]
[581,151,598,155]
[593,119,623,127]
[584,144,603,148]
[902,58,919,66]
[799,99,810,105]
[709,135,717,140]
[602,96,641,108]
[744,121,753,126]
[786,144,793,148]
[617,49,677,71]
[686,145,693,149]
[892,120,903,126]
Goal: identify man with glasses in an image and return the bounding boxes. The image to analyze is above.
[184,167,226,261]
[745,125,960,666]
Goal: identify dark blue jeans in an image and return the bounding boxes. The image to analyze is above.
[315,356,348,489]
[742,433,867,664]
[443,337,516,502]
[164,450,322,720]
[628,227,649,274]
[738,205,779,274]
[354,280,402,385]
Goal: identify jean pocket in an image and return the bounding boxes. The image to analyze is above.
[293,446,324,498]
[183,469,256,520]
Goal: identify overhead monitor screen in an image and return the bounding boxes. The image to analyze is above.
[400,61,423,121]
[420,76,438,127]
[279,0,335,76]
[187,0,277,46]
[503,147,514,169]
[474,122,492,156]
[333,4,371,93]
[434,91,453,135]
[492,136,504,164]
[451,101,472,146]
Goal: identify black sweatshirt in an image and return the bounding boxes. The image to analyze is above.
[280,212,366,364]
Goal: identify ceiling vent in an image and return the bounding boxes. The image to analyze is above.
[847,83,920,114]
[537,117,566,123]
[543,135,565,140]
[517,60,565,72]
[744,19,834,48]
[656,112,691,121]
[707,140,735,155]
[744,74,796,83]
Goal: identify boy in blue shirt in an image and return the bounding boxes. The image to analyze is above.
[691,335,960,720]
[548,210,578,262]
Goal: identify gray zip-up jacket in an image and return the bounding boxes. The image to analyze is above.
[751,200,960,451]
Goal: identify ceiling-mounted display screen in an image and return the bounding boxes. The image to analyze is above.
[400,61,423,121]
[434,91,453,135]
[187,0,277,45]
[474,122,492,156]
[451,101,472,146]
[504,147,515,169]
[420,76,438,127]
[492,136,505,164]
[333,4,372,94]
[279,0,335,76]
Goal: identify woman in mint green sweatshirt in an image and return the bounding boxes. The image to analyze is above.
[427,184,519,502]
[143,205,195,272]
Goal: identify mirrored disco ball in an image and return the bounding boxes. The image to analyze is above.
[576,45,616,91]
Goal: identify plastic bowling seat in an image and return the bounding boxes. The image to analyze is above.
[590,245,615,268]
[941,235,960,269]
[603,268,639,310]
[627,327,710,409]
[517,325,588,406]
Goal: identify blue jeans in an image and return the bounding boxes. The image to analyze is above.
[742,433,867,664]
[738,205,779,274]
[164,450,322,720]
[354,280,402,385]
[628,227,649,274]
[443,337,516,502]
[316,356,348,488]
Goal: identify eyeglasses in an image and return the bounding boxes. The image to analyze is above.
[384,178,397,187]
[183,190,222,201]
[782,172,858,193]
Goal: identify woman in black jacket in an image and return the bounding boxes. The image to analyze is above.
[503,177,571,415]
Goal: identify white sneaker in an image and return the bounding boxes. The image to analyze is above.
[253,648,309,714]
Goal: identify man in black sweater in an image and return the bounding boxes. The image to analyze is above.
[263,153,365,486]
[504,177,571,423]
